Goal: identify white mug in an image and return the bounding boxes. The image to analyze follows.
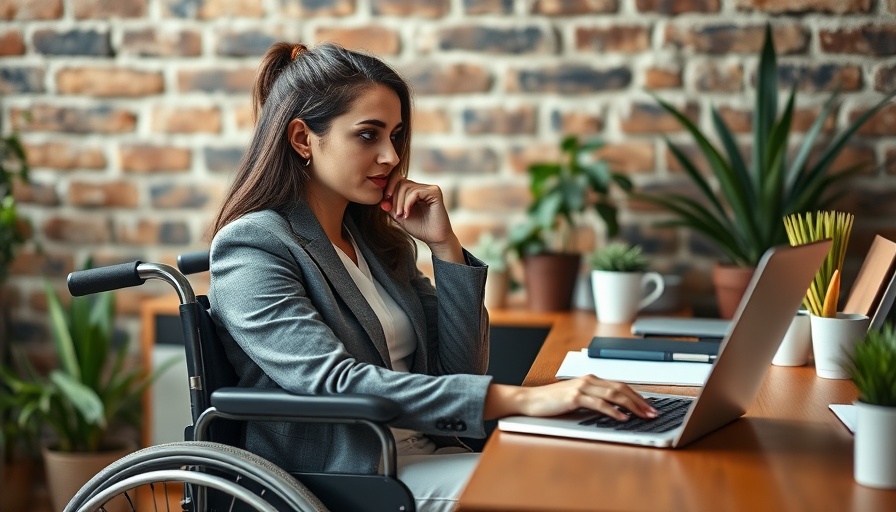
[591,270,665,324]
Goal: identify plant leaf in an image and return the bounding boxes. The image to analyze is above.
[49,371,105,427]
[44,281,81,381]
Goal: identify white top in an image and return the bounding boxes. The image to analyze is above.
[333,233,421,446]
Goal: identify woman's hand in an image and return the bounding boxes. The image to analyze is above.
[485,376,659,421]
[380,176,463,263]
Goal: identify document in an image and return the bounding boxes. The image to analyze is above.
[555,349,711,386]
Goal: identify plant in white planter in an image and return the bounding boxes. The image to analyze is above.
[470,231,510,310]
[844,323,896,489]
[588,242,664,324]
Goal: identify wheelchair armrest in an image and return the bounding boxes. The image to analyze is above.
[210,387,402,424]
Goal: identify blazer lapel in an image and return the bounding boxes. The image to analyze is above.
[283,203,392,368]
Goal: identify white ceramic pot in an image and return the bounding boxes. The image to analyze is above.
[809,312,869,379]
[772,310,811,366]
[591,270,664,324]
[854,401,896,489]
[484,269,509,310]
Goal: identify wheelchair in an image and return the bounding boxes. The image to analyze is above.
[63,252,416,511]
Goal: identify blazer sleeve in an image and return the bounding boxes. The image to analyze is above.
[210,217,494,438]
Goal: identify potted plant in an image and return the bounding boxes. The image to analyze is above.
[470,231,510,310]
[588,242,664,324]
[844,322,896,489]
[5,276,175,511]
[636,23,896,319]
[783,210,866,379]
[509,135,632,311]
[0,348,42,512]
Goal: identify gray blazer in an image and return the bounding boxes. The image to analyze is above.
[208,201,493,474]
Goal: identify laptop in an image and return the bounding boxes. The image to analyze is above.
[498,240,832,448]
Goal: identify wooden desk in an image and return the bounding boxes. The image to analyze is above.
[460,310,896,511]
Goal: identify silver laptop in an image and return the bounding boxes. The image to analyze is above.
[498,241,832,448]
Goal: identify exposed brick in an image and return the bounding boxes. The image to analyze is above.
[74,0,147,18]
[820,25,896,56]
[9,249,74,278]
[151,106,222,134]
[121,28,202,57]
[68,181,139,208]
[777,64,862,92]
[664,143,713,175]
[13,180,58,206]
[594,141,656,173]
[116,219,190,245]
[217,28,283,57]
[575,25,651,53]
[463,0,513,14]
[0,67,45,93]
[25,142,107,170]
[735,0,870,14]
[424,25,554,54]
[452,221,509,249]
[278,0,355,16]
[314,26,400,55]
[823,143,877,174]
[716,106,752,134]
[887,148,896,175]
[120,145,191,173]
[644,67,682,89]
[11,105,137,133]
[664,23,809,55]
[413,147,500,175]
[550,109,604,135]
[463,106,537,135]
[618,224,678,256]
[620,102,699,134]
[876,65,896,93]
[891,0,896,12]
[693,61,743,92]
[507,65,631,93]
[413,108,451,134]
[177,67,255,94]
[457,183,530,212]
[33,29,112,56]
[57,68,164,97]
[532,0,618,15]
[833,186,896,217]
[371,0,449,17]
[508,143,562,175]
[204,146,244,172]
[0,29,24,55]
[401,64,492,95]
[717,106,837,135]
[0,0,62,19]
[628,179,709,213]
[150,183,215,208]
[851,103,896,137]
[163,0,264,18]
[636,0,719,14]
[43,216,110,243]
[233,103,254,131]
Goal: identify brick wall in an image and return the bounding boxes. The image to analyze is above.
[2,0,895,341]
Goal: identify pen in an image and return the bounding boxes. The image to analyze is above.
[597,349,716,364]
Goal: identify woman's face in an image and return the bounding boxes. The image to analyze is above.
[305,83,403,209]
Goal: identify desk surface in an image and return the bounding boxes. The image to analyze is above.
[460,309,896,511]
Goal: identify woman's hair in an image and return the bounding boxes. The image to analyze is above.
[211,42,414,268]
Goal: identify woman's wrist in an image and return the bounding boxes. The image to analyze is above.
[484,383,527,420]
[428,234,464,264]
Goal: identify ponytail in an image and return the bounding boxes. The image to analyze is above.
[252,42,307,122]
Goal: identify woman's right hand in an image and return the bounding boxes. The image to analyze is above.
[485,376,658,421]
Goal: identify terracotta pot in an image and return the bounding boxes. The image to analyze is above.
[523,253,581,312]
[43,445,134,512]
[711,264,755,319]
[1,459,35,512]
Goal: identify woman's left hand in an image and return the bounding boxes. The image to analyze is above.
[380,176,463,263]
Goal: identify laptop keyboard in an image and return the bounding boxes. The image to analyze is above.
[577,397,694,433]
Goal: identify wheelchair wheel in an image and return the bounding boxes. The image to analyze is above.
[64,441,328,512]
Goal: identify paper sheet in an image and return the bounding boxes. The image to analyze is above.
[829,404,856,434]
[555,349,711,386]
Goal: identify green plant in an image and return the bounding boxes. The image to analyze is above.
[0,129,29,283]
[1,276,175,453]
[589,242,649,272]
[470,231,508,272]
[636,24,895,268]
[0,348,42,462]
[844,322,896,407]
[783,211,853,317]
[509,135,633,259]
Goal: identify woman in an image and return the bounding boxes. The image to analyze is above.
[208,42,658,512]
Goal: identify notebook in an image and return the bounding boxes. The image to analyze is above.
[630,317,730,340]
[498,240,832,448]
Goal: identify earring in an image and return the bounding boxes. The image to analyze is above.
[304,155,312,167]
